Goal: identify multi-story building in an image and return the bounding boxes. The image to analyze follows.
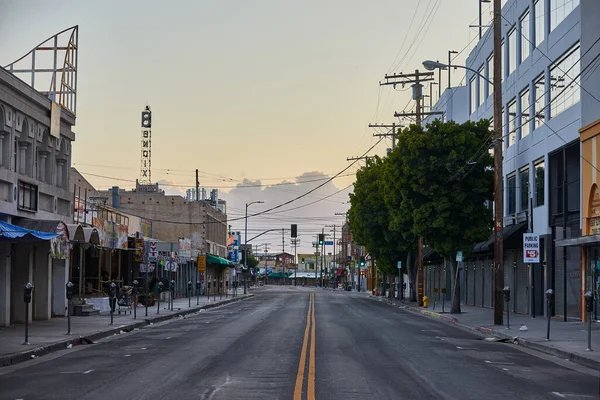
[0,30,77,325]
[425,0,600,320]
[99,181,228,258]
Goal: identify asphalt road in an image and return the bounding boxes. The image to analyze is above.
[0,286,598,400]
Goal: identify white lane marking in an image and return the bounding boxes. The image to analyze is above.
[83,370,93,374]
[124,354,131,357]
[502,368,509,371]
[456,346,478,350]
[166,337,171,340]
[141,347,147,350]
[551,393,594,398]
[60,369,93,375]
[484,360,514,365]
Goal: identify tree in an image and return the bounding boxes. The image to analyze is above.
[384,119,493,313]
[246,254,259,269]
[348,156,410,293]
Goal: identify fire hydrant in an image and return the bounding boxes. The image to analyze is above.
[423,296,429,308]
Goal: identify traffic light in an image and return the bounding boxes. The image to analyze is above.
[291,224,297,238]
[359,256,365,267]
[141,108,151,128]
[318,234,324,245]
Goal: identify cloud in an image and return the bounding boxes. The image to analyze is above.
[219,171,352,254]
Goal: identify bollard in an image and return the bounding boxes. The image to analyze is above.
[207,281,211,301]
[188,281,192,308]
[584,291,594,351]
[226,281,229,299]
[220,280,223,300]
[196,280,201,305]
[66,281,73,335]
[441,287,447,313]
[157,282,163,314]
[545,289,554,341]
[170,280,176,311]
[23,283,33,345]
[132,280,139,320]
[503,286,511,330]
[109,282,117,325]
[213,279,217,301]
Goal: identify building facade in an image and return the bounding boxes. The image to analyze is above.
[424,0,600,320]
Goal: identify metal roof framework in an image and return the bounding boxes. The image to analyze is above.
[4,26,79,116]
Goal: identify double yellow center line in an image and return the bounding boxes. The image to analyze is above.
[294,293,316,400]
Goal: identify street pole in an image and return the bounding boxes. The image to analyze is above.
[244,204,248,295]
[493,0,505,326]
[315,235,318,286]
[448,50,458,88]
[415,69,425,307]
[321,227,325,288]
[282,228,285,286]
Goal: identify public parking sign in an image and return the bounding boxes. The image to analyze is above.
[523,233,540,263]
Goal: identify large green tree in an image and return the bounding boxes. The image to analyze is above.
[384,119,493,313]
[348,156,409,289]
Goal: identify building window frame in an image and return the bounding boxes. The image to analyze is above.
[520,87,531,139]
[507,173,517,215]
[534,159,545,207]
[520,9,531,63]
[18,180,38,212]
[520,166,530,212]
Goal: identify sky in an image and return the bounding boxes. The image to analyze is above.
[0,0,490,254]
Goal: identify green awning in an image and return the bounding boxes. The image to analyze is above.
[206,254,232,266]
[266,272,293,278]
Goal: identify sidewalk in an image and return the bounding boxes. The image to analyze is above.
[0,292,253,367]
[370,295,600,371]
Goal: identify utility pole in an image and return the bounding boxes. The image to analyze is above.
[347,155,375,163]
[493,0,504,325]
[314,235,319,286]
[369,123,402,150]
[448,50,458,88]
[291,238,299,286]
[321,227,325,288]
[384,69,435,307]
[195,169,199,202]
[282,228,285,286]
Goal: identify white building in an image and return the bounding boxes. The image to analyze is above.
[425,0,600,319]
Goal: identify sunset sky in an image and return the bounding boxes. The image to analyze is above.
[1,0,488,253]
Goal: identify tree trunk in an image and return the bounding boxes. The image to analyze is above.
[407,252,417,302]
[449,259,462,314]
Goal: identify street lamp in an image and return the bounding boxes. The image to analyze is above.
[422,60,493,85]
[245,201,264,294]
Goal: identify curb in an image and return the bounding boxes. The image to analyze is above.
[367,295,600,371]
[0,294,253,368]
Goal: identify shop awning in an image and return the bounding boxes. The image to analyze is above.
[555,235,600,248]
[0,221,59,242]
[207,254,232,266]
[472,222,527,254]
[66,224,100,247]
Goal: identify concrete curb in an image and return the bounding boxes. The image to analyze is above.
[366,295,600,371]
[0,294,253,368]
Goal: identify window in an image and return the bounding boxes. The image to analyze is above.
[18,180,37,212]
[12,138,16,172]
[487,54,493,97]
[550,0,579,31]
[534,73,545,129]
[470,76,477,114]
[550,44,580,119]
[507,174,517,215]
[508,28,517,75]
[520,167,530,211]
[508,99,517,147]
[534,0,545,47]
[478,65,485,106]
[520,10,530,62]
[520,88,530,138]
[535,159,545,206]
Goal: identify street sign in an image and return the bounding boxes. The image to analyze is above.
[397,261,402,269]
[197,255,207,272]
[324,241,334,246]
[523,233,540,263]
[148,241,157,260]
[456,251,463,262]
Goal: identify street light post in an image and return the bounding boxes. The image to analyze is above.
[245,201,264,294]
